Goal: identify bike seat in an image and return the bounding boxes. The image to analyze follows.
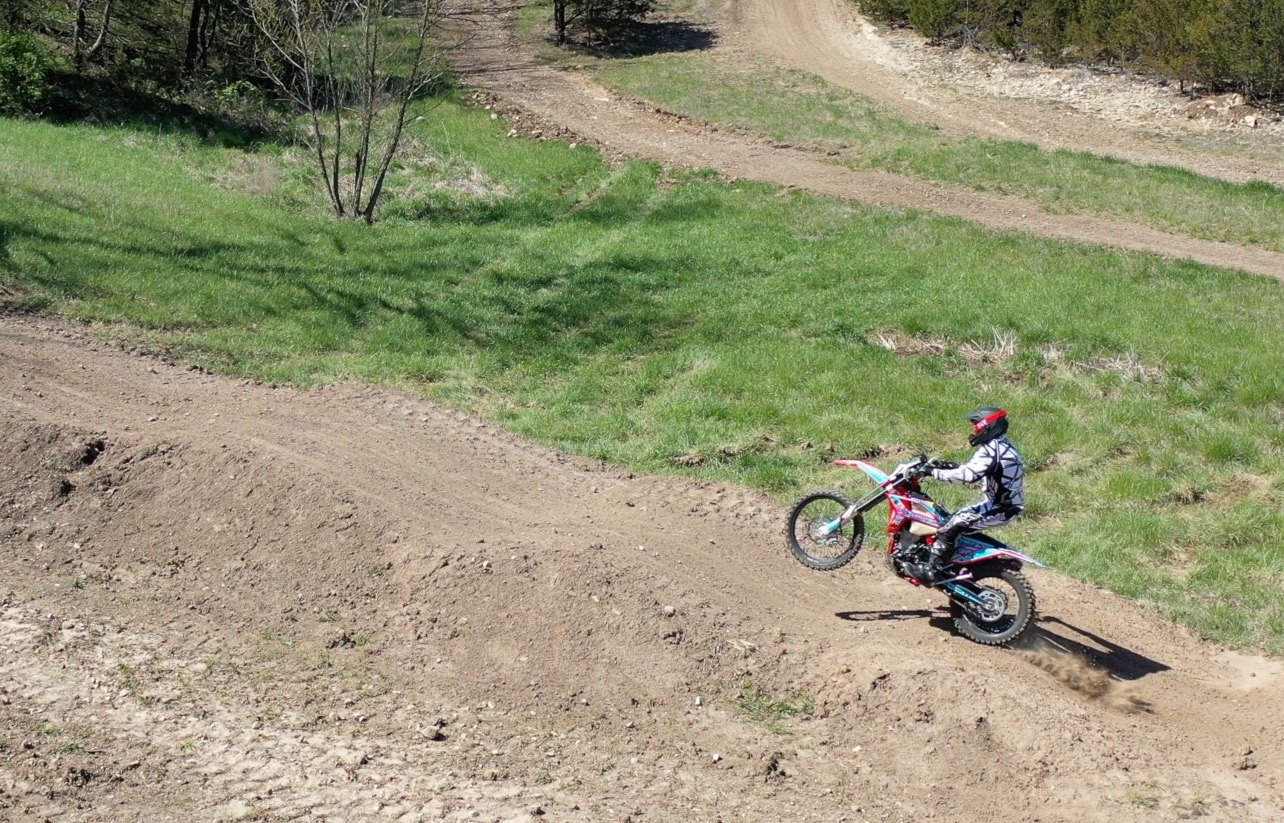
[960,531,1006,549]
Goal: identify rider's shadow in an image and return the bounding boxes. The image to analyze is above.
[834,610,1169,682]
[1025,615,1169,681]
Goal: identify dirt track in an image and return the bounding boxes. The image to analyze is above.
[721,0,1284,185]
[453,0,1284,280]
[3,2,1284,821]
[4,309,1284,823]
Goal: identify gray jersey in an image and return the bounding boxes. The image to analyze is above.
[931,437,1024,510]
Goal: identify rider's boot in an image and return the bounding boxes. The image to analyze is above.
[909,535,956,586]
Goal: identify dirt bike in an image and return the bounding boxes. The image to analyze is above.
[785,455,1043,646]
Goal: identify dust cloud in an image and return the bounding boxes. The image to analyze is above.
[1017,635,1152,713]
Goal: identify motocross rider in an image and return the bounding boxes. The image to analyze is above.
[907,407,1024,586]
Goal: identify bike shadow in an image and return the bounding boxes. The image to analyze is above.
[836,608,953,629]
[834,610,1168,682]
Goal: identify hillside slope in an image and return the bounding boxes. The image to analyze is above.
[4,2,1284,819]
[3,313,1282,821]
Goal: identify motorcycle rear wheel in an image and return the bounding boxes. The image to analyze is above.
[785,491,865,571]
[949,565,1035,646]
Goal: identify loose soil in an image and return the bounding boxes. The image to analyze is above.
[4,2,1284,821]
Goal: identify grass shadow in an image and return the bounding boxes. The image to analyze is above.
[4,176,693,361]
[43,71,282,149]
[559,20,716,58]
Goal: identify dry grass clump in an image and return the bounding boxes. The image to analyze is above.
[872,328,1164,382]
[1038,344,1163,382]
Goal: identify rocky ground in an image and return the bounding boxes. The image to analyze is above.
[4,2,1284,821]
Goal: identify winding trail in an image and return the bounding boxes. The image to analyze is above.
[723,0,1284,186]
[449,0,1284,281]
[3,4,1284,821]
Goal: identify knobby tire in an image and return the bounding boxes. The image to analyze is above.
[949,564,1036,646]
[785,491,865,571]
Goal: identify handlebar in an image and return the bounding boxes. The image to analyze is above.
[891,456,960,484]
[832,455,958,484]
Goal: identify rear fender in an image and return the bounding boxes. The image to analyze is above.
[951,537,1045,569]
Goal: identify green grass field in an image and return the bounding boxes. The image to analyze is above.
[2,88,1282,653]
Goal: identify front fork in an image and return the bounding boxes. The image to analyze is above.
[819,488,885,536]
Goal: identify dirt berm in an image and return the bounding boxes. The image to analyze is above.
[2,313,1282,821]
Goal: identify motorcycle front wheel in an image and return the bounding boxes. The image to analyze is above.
[948,565,1036,646]
[785,491,864,571]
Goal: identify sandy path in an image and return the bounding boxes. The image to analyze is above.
[723,0,1284,186]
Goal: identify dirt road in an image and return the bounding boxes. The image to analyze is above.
[453,0,1284,280]
[721,0,1284,185]
[2,309,1282,823]
[3,2,1284,821]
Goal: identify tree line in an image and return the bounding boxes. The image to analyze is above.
[0,0,653,116]
[1,0,652,220]
[5,1,1280,115]
[1,0,257,95]
[861,0,1284,104]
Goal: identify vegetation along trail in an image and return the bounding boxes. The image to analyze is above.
[451,0,1284,280]
[721,0,1284,186]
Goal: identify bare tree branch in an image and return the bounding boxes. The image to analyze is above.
[247,0,445,222]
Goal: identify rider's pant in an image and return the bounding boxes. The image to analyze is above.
[934,500,1022,555]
